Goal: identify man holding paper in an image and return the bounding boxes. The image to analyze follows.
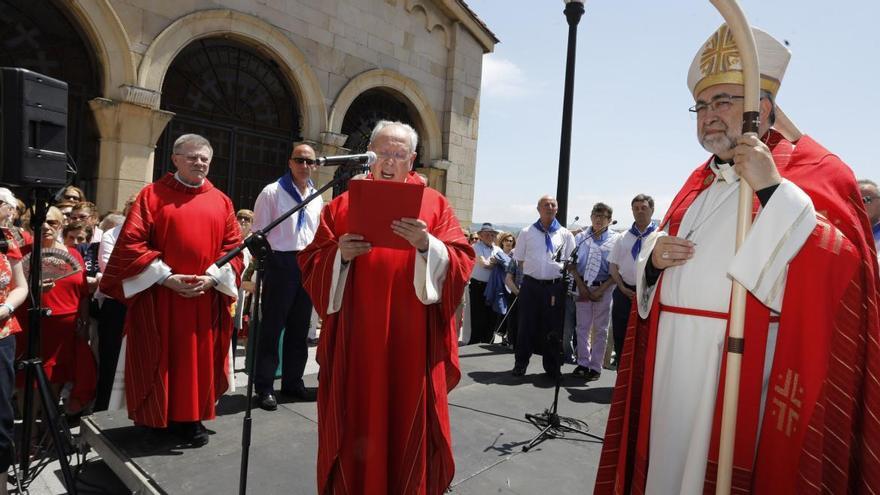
[298,120,474,494]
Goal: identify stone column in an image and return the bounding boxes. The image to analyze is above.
[89,95,174,211]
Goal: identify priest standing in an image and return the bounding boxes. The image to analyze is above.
[100,134,243,447]
[596,25,880,494]
[298,120,474,494]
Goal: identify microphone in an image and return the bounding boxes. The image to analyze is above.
[315,151,377,166]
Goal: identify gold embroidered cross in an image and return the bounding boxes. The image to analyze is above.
[770,369,804,437]
[699,25,741,77]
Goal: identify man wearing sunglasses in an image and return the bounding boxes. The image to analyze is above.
[252,143,322,411]
[859,179,880,253]
[597,26,880,494]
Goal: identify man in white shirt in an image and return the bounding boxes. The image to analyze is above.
[468,222,501,344]
[511,195,575,378]
[607,194,656,369]
[252,143,323,411]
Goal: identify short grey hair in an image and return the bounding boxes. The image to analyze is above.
[760,89,777,127]
[369,120,418,153]
[172,134,213,156]
[858,179,877,189]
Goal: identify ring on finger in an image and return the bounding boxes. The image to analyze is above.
[661,250,670,260]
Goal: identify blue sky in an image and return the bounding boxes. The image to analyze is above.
[467,0,877,229]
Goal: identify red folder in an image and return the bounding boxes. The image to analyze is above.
[348,179,425,249]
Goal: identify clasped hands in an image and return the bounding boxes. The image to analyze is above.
[162,274,216,298]
[339,217,428,262]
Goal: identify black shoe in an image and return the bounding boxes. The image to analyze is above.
[280,386,317,402]
[586,369,601,382]
[255,392,278,411]
[170,421,209,447]
[511,365,526,377]
[571,365,589,378]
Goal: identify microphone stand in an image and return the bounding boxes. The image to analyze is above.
[16,188,78,494]
[522,235,594,452]
[212,161,370,495]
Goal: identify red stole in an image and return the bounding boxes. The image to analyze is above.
[100,174,242,427]
[298,173,474,495]
[595,130,880,494]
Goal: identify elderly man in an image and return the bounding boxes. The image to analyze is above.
[570,203,618,381]
[511,195,575,378]
[100,134,242,447]
[607,194,655,368]
[467,222,501,344]
[298,121,474,494]
[596,26,880,494]
[859,179,880,253]
[252,143,322,411]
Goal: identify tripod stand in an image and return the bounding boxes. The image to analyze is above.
[15,188,78,493]
[213,161,370,495]
[522,240,591,452]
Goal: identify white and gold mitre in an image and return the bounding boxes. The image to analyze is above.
[687,24,791,97]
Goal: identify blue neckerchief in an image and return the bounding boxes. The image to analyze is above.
[277,173,313,231]
[533,218,561,253]
[630,221,657,260]
[873,222,880,242]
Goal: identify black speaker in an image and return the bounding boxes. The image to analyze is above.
[0,67,68,187]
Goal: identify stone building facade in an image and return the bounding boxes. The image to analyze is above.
[0,0,496,225]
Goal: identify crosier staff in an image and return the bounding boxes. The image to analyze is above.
[707,1,760,494]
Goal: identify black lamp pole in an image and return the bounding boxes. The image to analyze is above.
[555,0,585,226]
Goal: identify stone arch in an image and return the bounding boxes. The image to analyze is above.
[328,69,442,162]
[63,0,138,99]
[137,9,326,140]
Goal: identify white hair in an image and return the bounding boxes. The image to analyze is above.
[369,120,418,152]
[172,134,213,156]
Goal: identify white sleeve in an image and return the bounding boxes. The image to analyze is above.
[327,250,351,315]
[97,229,116,272]
[122,259,172,298]
[206,263,238,299]
[413,234,450,305]
[252,188,272,232]
[728,180,816,312]
[635,230,666,318]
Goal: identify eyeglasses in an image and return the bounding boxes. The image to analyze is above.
[375,151,411,163]
[864,196,877,205]
[291,157,316,165]
[237,217,252,223]
[688,95,745,115]
[175,153,211,163]
[63,195,81,201]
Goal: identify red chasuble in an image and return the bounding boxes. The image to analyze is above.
[595,130,880,494]
[100,173,242,427]
[298,173,474,495]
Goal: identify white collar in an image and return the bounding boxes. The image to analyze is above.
[709,158,740,184]
[174,172,204,188]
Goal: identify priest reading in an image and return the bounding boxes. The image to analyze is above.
[298,121,474,494]
[596,25,880,494]
[100,134,242,447]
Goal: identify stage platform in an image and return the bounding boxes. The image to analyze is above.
[81,344,614,494]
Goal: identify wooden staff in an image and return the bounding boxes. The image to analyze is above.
[707,1,760,493]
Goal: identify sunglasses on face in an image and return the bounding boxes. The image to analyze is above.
[292,157,316,165]
[63,195,80,201]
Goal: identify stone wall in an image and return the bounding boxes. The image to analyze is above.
[62,0,495,227]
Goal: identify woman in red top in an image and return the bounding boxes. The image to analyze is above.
[15,206,94,414]
[0,190,28,494]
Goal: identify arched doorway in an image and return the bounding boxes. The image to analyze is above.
[334,89,424,196]
[154,37,301,210]
[0,0,101,197]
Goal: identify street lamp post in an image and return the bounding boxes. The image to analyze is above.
[555,0,585,226]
